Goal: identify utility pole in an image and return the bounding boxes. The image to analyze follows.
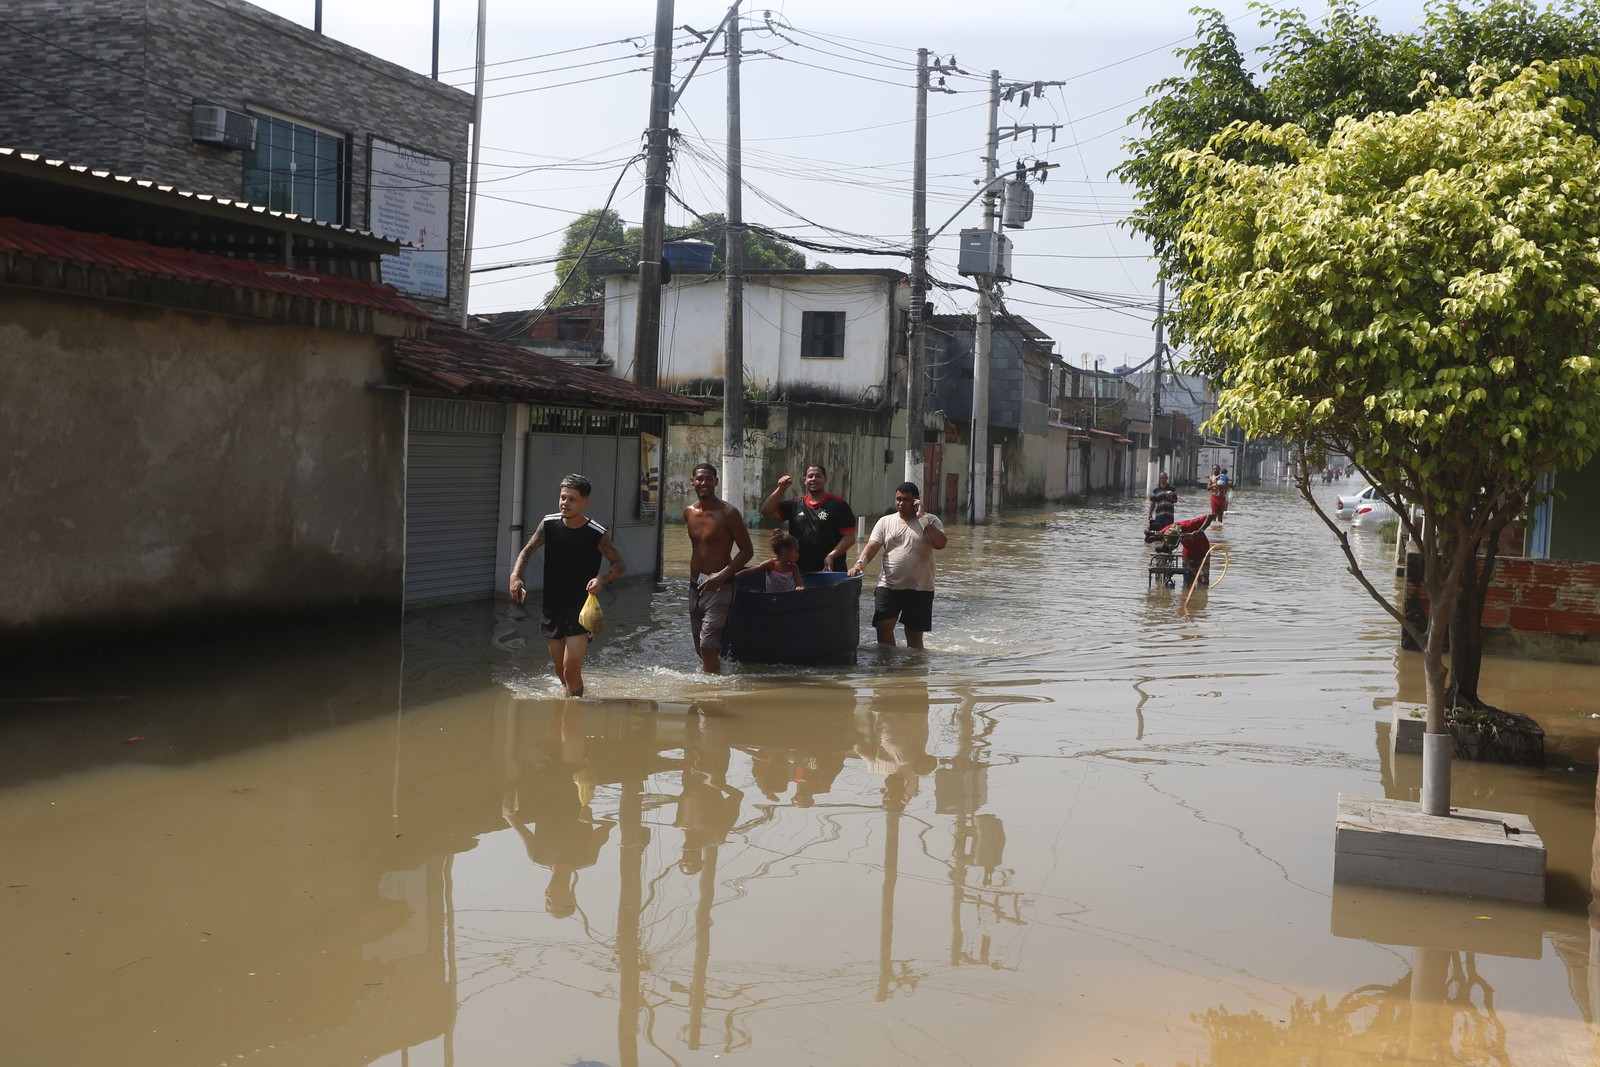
[1146,278,1166,493]
[906,53,959,497]
[458,0,487,327]
[970,69,1000,524]
[632,0,676,389]
[905,47,929,496]
[722,9,745,509]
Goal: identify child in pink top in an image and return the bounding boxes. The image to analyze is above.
[739,530,806,592]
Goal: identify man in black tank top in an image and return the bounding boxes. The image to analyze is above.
[509,474,626,697]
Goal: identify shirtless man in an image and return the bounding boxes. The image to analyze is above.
[684,462,754,673]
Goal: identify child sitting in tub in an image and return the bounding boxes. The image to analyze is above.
[739,530,806,592]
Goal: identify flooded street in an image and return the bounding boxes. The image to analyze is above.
[6,483,1600,1066]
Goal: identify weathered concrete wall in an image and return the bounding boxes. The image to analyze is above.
[1403,556,1600,665]
[1002,431,1048,505]
[1,291,405,650]
[661,402,900,531]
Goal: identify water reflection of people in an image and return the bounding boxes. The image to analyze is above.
[748,747,796,802]
[674,706,744,874]
[502,700,615,917]
[856,690,937,812]
[793,750,845,807]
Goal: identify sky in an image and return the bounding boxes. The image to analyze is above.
[252,0,1426,367]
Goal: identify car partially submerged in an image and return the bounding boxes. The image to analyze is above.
[1350,495,1398,531]
[1335,484,1381,520]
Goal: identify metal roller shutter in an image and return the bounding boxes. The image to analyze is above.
[405,399,505,606]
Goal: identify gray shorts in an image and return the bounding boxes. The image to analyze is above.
[690,581,734,652]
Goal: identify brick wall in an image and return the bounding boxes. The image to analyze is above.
[0,0,473,321]
[1404,555,1600,664]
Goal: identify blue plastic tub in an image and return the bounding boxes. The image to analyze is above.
[721,570,862,666]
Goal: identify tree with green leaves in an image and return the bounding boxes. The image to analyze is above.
[1174,60,1600,813]
[545,208,633,306]
[1119,0,1600,709]
[1121,0,1600,288]
[658,213,808,272]
[545,209,808,307]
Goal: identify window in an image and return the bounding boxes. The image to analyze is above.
[800,310,846,358]
[242,110,348,224]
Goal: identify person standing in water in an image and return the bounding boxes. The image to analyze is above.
[684,462,754,673]
[850,481,947,648]
[509,473,625,697]
[759,464,857,573]
[1147,470,1177,535]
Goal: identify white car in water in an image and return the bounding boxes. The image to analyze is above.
[1335,484,1381,520]
[1350,494,1397,531]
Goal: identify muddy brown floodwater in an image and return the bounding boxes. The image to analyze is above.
[5,483,1600,1066]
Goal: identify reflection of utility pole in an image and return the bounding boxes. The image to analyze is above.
[616,779,645,1067]
[947,696,978,966]
[941,695,1020,968]
[688,846,719,1047]
[876,805,901,1001]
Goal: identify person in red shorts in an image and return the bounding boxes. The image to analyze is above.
[1207,464,1229,526]
[1162,514,1216,587]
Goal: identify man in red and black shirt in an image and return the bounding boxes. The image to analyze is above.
[1162,513,1215,587]
[759,464,857,573]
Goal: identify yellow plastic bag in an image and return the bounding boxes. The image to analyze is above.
[578,593,604,636]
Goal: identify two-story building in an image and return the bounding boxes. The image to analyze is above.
[603,267,924,518]
[927,312,1055,509]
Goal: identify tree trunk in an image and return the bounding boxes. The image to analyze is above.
[1445,529,1500,711]
[1422,581,1454,817]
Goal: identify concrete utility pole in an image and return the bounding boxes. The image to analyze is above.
[968,73,1065,523]
[722,9,745,509]
[970,69,1000,524]
[458,0,487,327]
[905,47,930,496]
[632,0,676,389]
[1146,278,1166,492]
[906,53,959,497]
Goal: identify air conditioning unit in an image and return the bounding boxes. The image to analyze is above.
[191,104,255,151]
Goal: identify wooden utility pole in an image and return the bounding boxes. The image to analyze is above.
[1146,278,1166,492]
[722,10,745,508]
[905,48,929,495]
[970,69,1000,524]
[632,0,676,389]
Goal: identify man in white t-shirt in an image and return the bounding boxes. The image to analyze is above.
[849,481,948,648]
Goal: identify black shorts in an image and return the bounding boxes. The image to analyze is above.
[873,587,934,632]
[540,611,590,640]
